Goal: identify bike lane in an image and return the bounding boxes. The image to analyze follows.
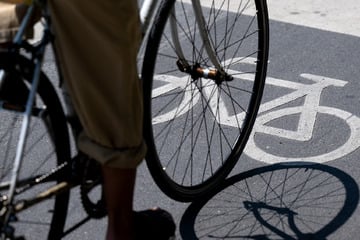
[176,1,360,240]
[211,1,360,239]
[242,0,360,165]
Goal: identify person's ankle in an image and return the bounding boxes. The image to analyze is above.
[106,214,134,240]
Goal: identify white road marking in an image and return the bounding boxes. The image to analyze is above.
[267,0,360,37]
[182,0,360,37]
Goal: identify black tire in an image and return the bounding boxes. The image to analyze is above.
[142,0,269,201]
[0,52,71,240]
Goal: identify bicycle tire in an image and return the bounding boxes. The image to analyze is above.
[0,52,71,240]
[142,0,269,201]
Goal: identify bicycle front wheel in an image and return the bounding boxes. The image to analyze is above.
[142,0,269,201]
[0,53,71,239]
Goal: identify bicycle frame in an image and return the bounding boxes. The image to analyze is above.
[2,3,51,228]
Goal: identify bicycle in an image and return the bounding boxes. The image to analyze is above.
[0,0,269,239]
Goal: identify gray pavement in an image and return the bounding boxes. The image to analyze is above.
[33,0,360,239]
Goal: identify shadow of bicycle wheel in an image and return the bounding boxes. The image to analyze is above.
[180,162,359,240]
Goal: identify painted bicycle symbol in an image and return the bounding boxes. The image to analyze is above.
[244,73,360,163]
[152,57,360,163]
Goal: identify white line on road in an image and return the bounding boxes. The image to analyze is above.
[182,0,360,37]
[267,0,360,37]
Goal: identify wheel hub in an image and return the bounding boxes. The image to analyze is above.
[176,60,233,85]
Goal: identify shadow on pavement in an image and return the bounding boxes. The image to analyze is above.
[180,162,359,240]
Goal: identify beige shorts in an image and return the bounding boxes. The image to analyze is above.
[48,0,146,168]
[0,1,33,43]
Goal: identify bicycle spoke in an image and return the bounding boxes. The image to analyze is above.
[143,0,268,200]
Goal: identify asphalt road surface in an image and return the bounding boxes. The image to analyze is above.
[27,0,360,239]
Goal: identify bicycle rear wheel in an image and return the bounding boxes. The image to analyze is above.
[0,53,71,239]
[142,0,269,201]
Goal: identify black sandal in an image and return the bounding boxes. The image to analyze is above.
[134,208,176,240]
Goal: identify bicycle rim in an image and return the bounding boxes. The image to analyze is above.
[0,53,70,239]
[143,0,269,201]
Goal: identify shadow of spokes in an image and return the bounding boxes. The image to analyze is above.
[180,162,359,240]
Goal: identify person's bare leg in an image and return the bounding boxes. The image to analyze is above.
[102,166,136,240]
